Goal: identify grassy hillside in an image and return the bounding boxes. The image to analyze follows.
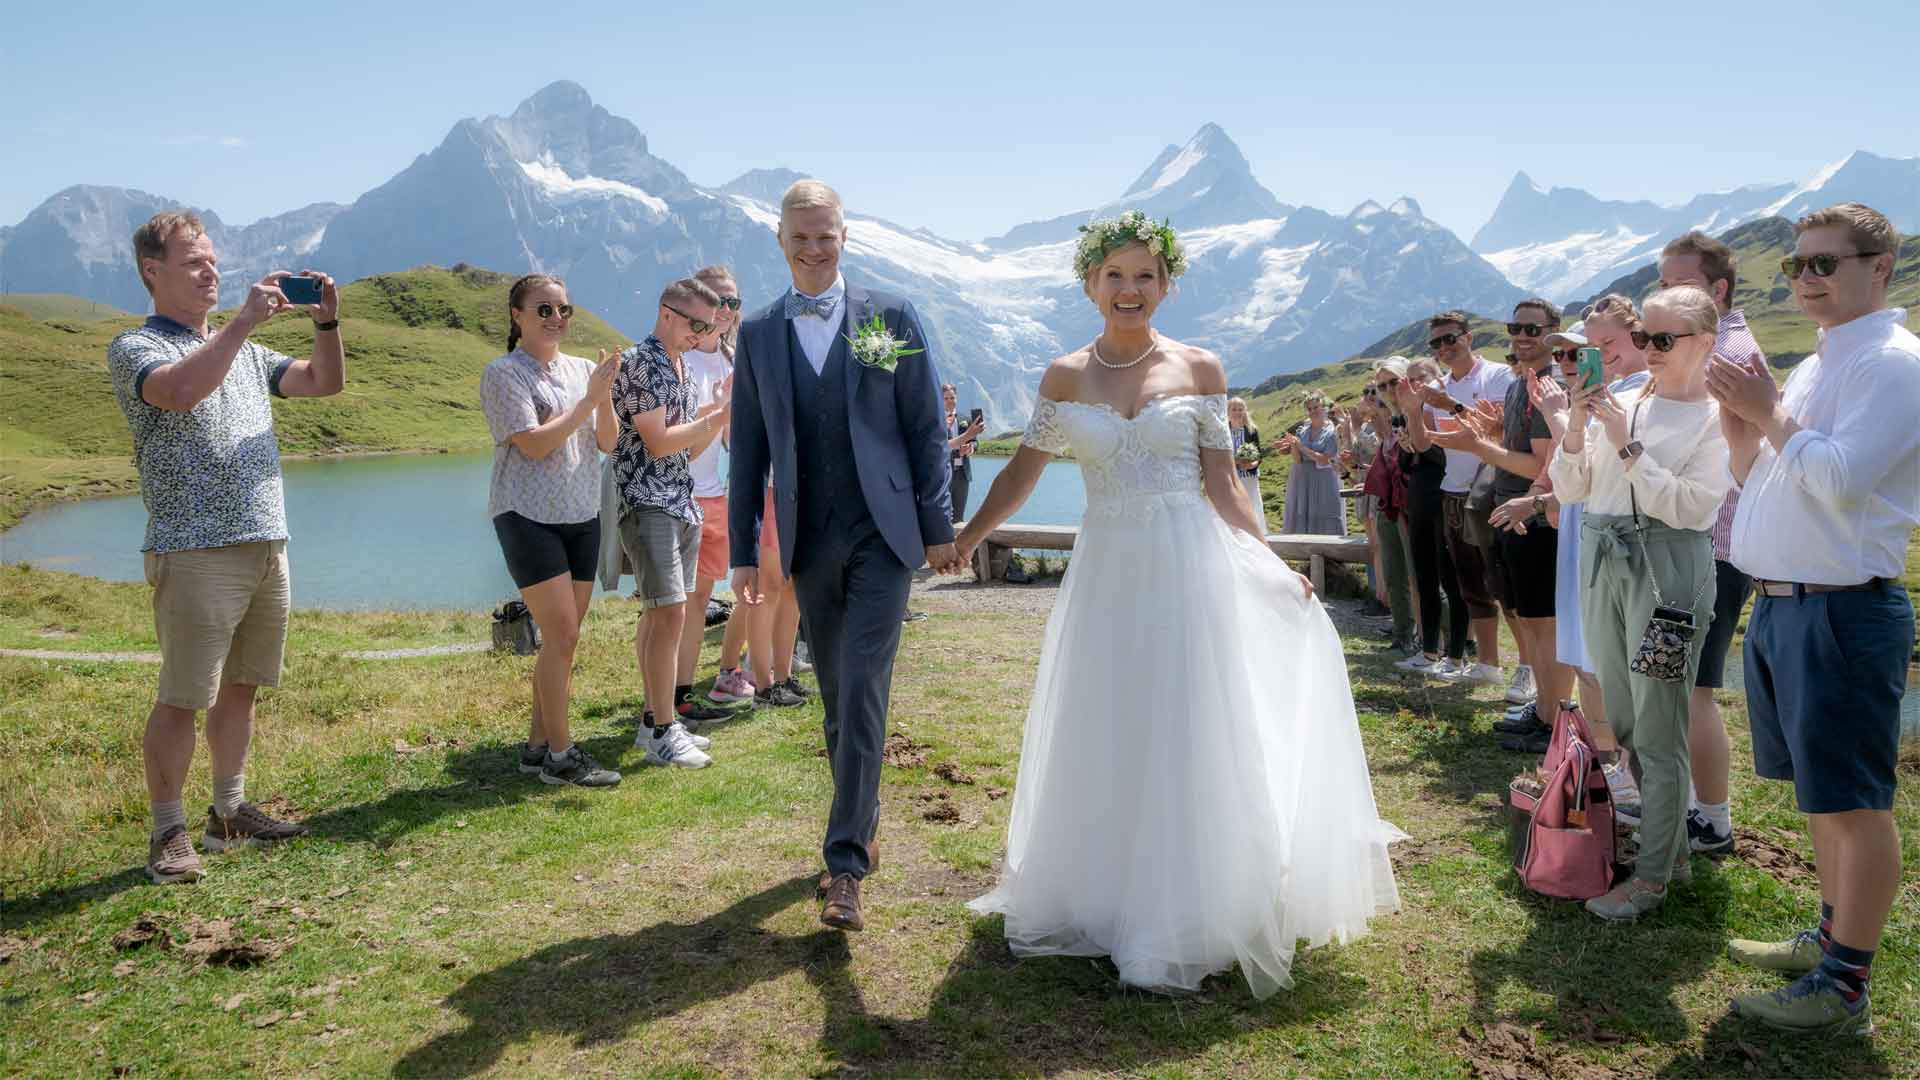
[0,293,133,321]
[0,266,631,529]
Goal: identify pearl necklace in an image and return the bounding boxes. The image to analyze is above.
[1092,332,1157,370]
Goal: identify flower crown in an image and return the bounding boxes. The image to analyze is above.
[1073,210,1188,281]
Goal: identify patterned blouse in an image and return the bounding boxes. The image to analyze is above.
[479,348,602,524]
[611,336,700,525]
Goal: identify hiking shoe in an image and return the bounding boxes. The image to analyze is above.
[755,682,807,708]
[1687,809,1736,857]
[710,667,756,704]
[540,745,622,787]
[1493,703,1544,734]
[1505,664,1537,705]
[518,742,548,776]
[1731,970,1872,1036]
[641,724,712,769]
[1443,661,1505,687]
[1728,929,1825,975]
[202,802,307,853]
[1585,878,1666,922]
[146,825,205,884]
[677,696,734,725]
[781,676,813,699]
[1500,730,1550,754]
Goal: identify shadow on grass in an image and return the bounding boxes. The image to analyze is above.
[1654,1009,1894,1078]
[395,875,1365,1077]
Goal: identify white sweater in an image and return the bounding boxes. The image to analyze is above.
[1548,386,1732,531]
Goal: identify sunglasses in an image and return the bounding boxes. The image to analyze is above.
[1629,330,1698,352]
[1551,347,1578,362]
[531,302,573,320]
[717,295,743,311]
[1506,322,1551,337]
[1779,251,1883,279]
[1428,331,1466,350]
[662,303,719,335]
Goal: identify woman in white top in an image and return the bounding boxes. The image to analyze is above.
[1547,285,1732,921]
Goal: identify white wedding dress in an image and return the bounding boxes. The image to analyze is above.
[967,393,1403,998]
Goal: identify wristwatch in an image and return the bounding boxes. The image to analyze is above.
[1618,440,1644,461]
[313,319,340,332]
[1531,494,1548,517]
[1449,401,1468,415]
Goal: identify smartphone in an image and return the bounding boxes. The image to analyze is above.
[969,407,983,429]
[1575,346,1605,390]
[280,275,323,305]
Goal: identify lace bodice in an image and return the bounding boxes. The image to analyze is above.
[1022,394,1231,521]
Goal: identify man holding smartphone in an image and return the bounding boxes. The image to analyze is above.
[942,383,984,523]
[107,211,346,885]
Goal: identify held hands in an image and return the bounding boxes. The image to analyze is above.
[1705,352,1777,424]
[926,542,963,574]
[730,567,763,606]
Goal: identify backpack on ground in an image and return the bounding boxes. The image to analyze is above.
[491,600,541,656]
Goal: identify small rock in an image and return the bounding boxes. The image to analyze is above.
[112,960,136,977]
[77,990,101,1004]
[251,1010,285,1029]
[222,992,250,1012]
[453,820,468,829]
[429,905,450,917]
[572,874,586,883]
[395,860,414,870]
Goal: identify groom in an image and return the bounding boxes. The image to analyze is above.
[730,180,960,931]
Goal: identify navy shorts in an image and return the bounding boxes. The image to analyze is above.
[1742,584,1914,813]
[1694,560,1752,690]
[493,512,600,590]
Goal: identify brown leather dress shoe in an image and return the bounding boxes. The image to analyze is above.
[820,874,864,931]
[819,840,879,896]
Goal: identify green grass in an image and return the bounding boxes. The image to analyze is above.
[0,293,133,322]
[1,562,1914,1077]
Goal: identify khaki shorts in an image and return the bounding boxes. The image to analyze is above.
[144,540,291,710]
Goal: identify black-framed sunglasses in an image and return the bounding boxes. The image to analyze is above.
[1506,322,1550,337]
[662,303,718,335]
[1779,251,1883,279]
[716,295,743,311]
[1428,331,1466,351]
[1629,330,1698,352]
[532,302,574,320]
[1551,347,1578,362]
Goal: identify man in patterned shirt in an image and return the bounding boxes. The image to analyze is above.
[106,211,347,885]
[613,277,732,768]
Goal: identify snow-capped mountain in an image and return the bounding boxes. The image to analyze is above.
[1474,151,1920,301]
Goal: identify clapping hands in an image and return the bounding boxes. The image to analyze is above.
[1526,366,1569,416]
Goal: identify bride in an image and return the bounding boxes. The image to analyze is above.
[953,212,1403,998]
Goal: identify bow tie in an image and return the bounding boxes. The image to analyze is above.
[785,292,839,320]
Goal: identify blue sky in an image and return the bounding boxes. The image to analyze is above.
[2,0,1914,242]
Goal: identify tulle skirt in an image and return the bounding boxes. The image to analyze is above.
[968,493,1403,998]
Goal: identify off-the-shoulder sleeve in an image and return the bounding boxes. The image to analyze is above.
[1197,394,1233,450]
[1021,396,1070,455]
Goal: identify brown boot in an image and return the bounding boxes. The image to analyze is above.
[820,874,864,931]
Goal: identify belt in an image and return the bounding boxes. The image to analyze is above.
[1752,577,1886,598]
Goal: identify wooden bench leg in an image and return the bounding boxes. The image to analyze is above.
[1310,553,1326,597]
[972,542,991,583]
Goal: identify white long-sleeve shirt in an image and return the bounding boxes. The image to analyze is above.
[1548,386,1731,531]
[1730,308,1920,585]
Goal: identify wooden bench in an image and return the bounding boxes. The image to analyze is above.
[968,523,1370,594]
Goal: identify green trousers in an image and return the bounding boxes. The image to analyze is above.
[1579,514,1714,886]
[1374,508,1415,646]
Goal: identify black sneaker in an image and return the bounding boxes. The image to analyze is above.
[755,682,807,708]
[518,742,548,776]
[676,697,734,725]
[539,745,621,787]
[1687,809,1736,857]
[781,676,813,699]
[1492,703,1544,734]
[1500,730,1550,754]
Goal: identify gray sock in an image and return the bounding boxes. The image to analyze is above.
[546,743,574,763]
[213,774,245,820]
[151,799,187,840]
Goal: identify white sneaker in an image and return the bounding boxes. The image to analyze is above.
[1445,662,1504,687]
[1505,664,1537,705]
[633,717,710,750]
[641,723,712,768]
[1395,653,1445,674]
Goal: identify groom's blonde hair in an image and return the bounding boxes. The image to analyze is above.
[780,180,844,229]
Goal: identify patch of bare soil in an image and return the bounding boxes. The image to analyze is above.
[1735,828,1819,888]
[882,732,932,769]
[931,760,976,785]
[107,912,282,968]
[1456,1021,1636,1080]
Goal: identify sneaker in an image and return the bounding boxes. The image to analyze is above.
[1444,662,1505,687]
[146,825,205,884]
[676,696,734,725]
[1394,653,1445,674]
[638,713,709,749]
[539,745,622,787]
[1612,797,1643,826]
[669,720,710,750]
[755,682,806,708]
[1492,703,1544,734]
[1731,970,1872,1036]
[1687,809,1736,857]
[1585,878,1665,922]
[641,724,712,769]
[792,639,814,672]
[518,742,548,776]
[1505,664,1537,705]
[1728,929,1825,975]
[710,667,756,704]
[781,676,813,700]
[202,802,308,853]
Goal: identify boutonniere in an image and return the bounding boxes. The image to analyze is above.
[845,314,923,373]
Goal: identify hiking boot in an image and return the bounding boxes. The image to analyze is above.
[754,682,806,708]
[821,874,865,931]
[781,676,813,699]
[1731,971,1872,1036]
[1585,878,1665,922]
[1687,809,1736,857]
[641,724,712,769]
[1728,929,1824,975]
[146,825,205,884]
[1493,703,1544,734]
[1505,664,1537,705]
[540,745,621,787]
[710,667,756,704]
[202,802,308,852]
[518,742,548,776]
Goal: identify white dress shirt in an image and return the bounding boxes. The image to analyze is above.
[1730,308,1920,585]
[790,274,847,375]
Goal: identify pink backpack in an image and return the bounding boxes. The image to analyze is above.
[1510,703,1618,900]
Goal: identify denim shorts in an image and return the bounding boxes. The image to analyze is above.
[1743,584,1914,813]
